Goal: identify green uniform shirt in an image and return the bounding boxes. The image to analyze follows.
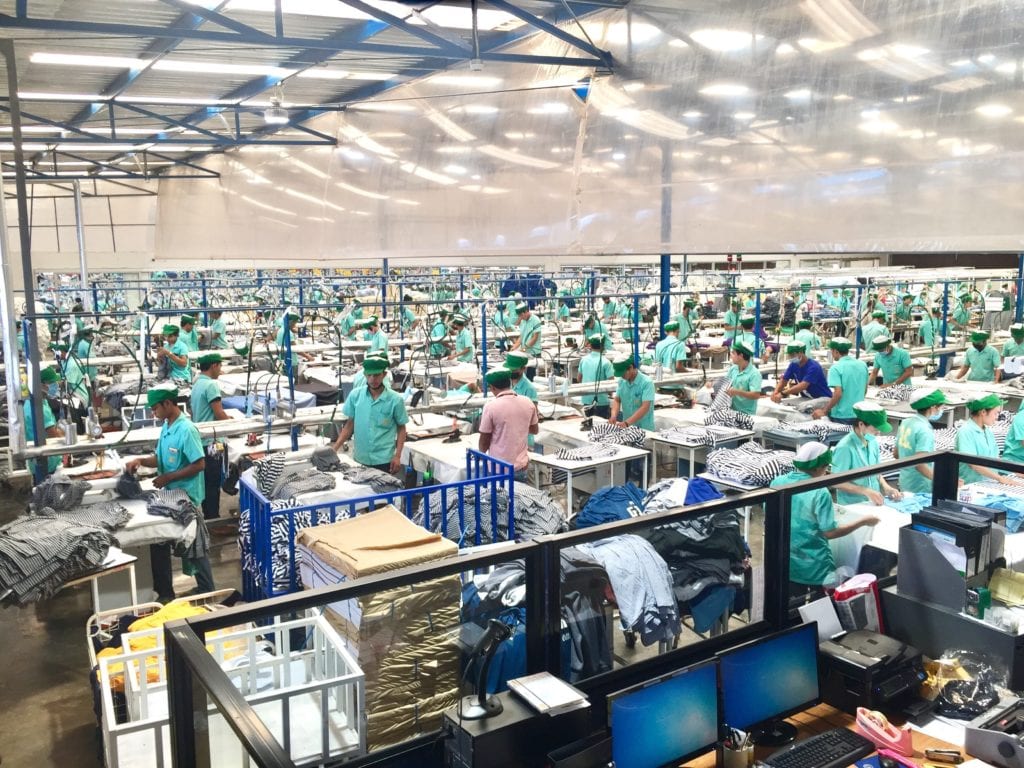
[579,352,613,406]
[919,317,941,346]
[602,301,617,320]
[365,328,389,355]
[874,346,912,384]
[342,385,409,467]
[895,303,913,322]
[832,431,881,505]
[770,469,837,585]
[180,328,199,352]
[675,313,696,342]
[654,336,686,370]
[723,309,740,341]
[76,337,98,379]
[615,371,656,430]
[63,355,89,403]
[1003,409,1024,464]
[452,328,474,362]
[209,318,229,349]
[429,320,448,357]
[1004,340,1024,358]
[897,413,935,495]
[557,304,570,321]
[860,321,886,350]
[401,306,417,331]
[956,419,999,485]
[518,314,544,356]
[952,304,971,327]
[157,415,205,507]
[25,399,61,474]
[826,354,869,419]
[585,318,611,347]
[512,374,538,403]
[339,313,359,339]
[167,339,191,382]
[965,344,1000,382]
[492,308,513,330]
[189,374,221,425]
[726,362,762,415]
[275,326,301,369]
[794,328,821,350]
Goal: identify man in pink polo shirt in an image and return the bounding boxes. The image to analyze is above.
[478,368,538,480]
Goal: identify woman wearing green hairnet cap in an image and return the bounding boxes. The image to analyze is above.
[957,395,1024,486]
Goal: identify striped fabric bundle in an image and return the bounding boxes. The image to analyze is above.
[588,422,647,449]
[554,443,620,461]
[706,442,796,487]
[704,376,755,430]
[42,502,131,532]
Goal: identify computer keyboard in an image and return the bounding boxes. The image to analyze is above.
[761,727,875,768]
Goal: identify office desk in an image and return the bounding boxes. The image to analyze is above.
[529,445,649,518]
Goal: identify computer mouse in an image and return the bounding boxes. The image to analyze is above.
[879,757,900,768]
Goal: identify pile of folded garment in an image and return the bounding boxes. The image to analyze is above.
[706,442,795,486]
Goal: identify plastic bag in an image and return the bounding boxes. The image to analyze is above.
[935,678,999,719]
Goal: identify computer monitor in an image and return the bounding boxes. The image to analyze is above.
[718,622,820,747]
[607,659,719,768]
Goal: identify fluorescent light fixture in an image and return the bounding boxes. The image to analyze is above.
[431,74,503,88]
[296,69,350,80]
[800,0,880,44]
[699,83,749,96]
[978,53,996,63]
[623,81,645,92]
[976,103,1012,117]
[291,158,330,179]
[785,88,812,99]
[996,61,1017,74]
[0,143,49,151]
[336,180,390,200]
[605,21,662,46]
[682,110,703,118]
[349,101,416,112]
[669,39,689,48]
[890,43,929,59]
[347,72,397,81]
[733,111,756,120]
[477,144,560,170]
[0,126,60,133]
[832,93,853,101]
[442,164,467,175]
[31,52,145,69]
[528,102,570,115]
[220,0,411,21]
[776,43,797,55]
[435,146,473,154]
[398,162,458,185]
[949,58,972,67]
[504,132,535,140]
[690,29,765,52]
[858,118,899,134]
[797,37,845,53]
[611,152,625,160]
[411,6,520,31]
[54,143,142,151]
[152,60,294,77]
[459,105,499,115]
[18,91,101,101]
[701,137,738,147]
[284,187,346,212]
[263,99,289,124]
[115,95,231,105]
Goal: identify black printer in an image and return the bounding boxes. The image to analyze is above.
[819,630,929,718]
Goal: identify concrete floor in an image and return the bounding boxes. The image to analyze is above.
[0,480,243,767]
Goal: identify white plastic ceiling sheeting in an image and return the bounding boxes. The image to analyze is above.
[156,2,1024,262]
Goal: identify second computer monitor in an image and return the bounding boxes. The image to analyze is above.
[718,622,820,746]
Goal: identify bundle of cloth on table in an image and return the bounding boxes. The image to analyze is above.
[765,419,853,441]
[586,422,648,449]
[872,382,915,402]
[656,425,748,447]
[705,375,755,430]
[705,442,796,487]
[569,477,748,643]
[115,475,211,562]
[461,547,613,687]
[413,481,566,545]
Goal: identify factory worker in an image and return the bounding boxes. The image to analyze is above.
[732,316,758,351]
[556,296,571,322]
[722,298,741,342]
[62,346,90,407]
[25,367,65,476]
[351,350,393,391]
[725,341,763,415]
[1001,398,1024,467]
[609,357,655,430]
[511,302,543,379]
[654,321,688,373]
[491,301,515,333]
[868,336,913,389]
[338,299,364,339]
[276,313,315,369]
[74,325,99,381]
[428,309,450,357]
[447,313,475,363]
[158,324,192,384]
[895,388,947,495]
[504,351,538,402]
[400,295,421,333]
[579,334,613,418]
[179,315,200,352]
[676,299,699,341]
[771,342,830,402]
[957,395,1023,486]
[190,353,230,520]
[860,310,888,350]
[208,310,229,350]
[813,338,869,423]
[894,294,915,324]
[919,306,943,347]
[362,315,389,355]
[770,442,878,597]
[794,319,821,351]
[332,356,408,474]
[602,297,618,320]
[582,313,611,347]
[952,294,974,331]
[955,330,1001,383]
[1004,324,1024,359]
[478,368,537,481]
[126,387,215,602]
[832,402,901,506]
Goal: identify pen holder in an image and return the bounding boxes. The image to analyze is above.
[717,742,754,768]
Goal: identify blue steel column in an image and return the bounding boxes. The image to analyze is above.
[659,141,672,334]
[753,291,762,358]
[854,285,864,358]
[1016,253,1024,324]
[480,301,488,399]
[283,321,298,451]
[381,259,389,320]
[632,294,640,365]
[201,278,208,327]
[938,281,951,375]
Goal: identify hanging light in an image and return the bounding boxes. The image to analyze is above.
[263,84,288,124]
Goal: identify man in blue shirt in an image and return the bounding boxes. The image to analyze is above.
[770,342,831,402]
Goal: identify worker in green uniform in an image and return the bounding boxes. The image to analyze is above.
[62,350,90,407]
[654,321,687,373]
[582,313,611,348]
[362,315,389,355]
[400,295,421,334]
[350,350,393,391]
[179,315,200,353]
[1004,324,1024,359]
[895,388,947,495]
[869,336,913,389]
[771,442,878,598]
[832,402,901,505]
[602,297,618,321]
[208,310,229,350]
[860,310,888,350]
[428,309,450,357]
[813,338,869,423]
[610,357,655,430]
[578,334,613,418]
[276,313,315,370]
[1002,399,1024,467]
[919,306,943,347]
[338,299,364,340]
[733,316,757,351]
[447,313,474,363]
[725,341,763,416]
[159,324,192,384]
[332,356,408,473]
[504,351,538,402]
[126,387,215,602]
[676,299,699,342]
[190,353,230,520]
[957,394,1023,486]
[895,294,914,323]
[25,367,65,476]
[955,330,1001,383]
[794,319,822,351]
[952,294,973,331]
[75,326,98,381]
[511,302,543,379]
[722,298,741,342]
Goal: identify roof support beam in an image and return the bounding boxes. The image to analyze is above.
[154,0,277,42]
[484,0,612,66]
[335,0,470,55]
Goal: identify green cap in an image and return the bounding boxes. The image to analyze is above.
[684,299,696,308]
[362,357,388,374]
[515,302,529,314]
[909,388,946,411]
[829,337,852,352]
[872,335,893,350]
[967,393,1005,412]
[451,313,468,326]
[971,330,990,343]
[959,294,972,303]
[612,357,634,376]
[797,319,813,329]
[485,368,511,388]
[198,352,223,367]
[1011,323,1024,338]
[902,294,913,301]
[739,316,755,328]
[49,342,69,353]
[792,442,832,471]
[732,341,754,358]
[180,314,196,326]
[664,320,680,332]
[162,324,179,336]
[504,352,529,371]
[40,366,61,384]
[931,306,943,315]
[588,334,604,349]
[786,342,807,354]
[147,387,177,408]
[871,310,886,319]
[852,401,892,433]
[360,315,379,329]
